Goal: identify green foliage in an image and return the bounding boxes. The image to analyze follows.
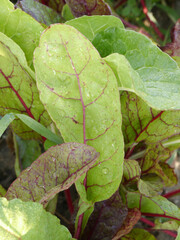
[0,0,180,239]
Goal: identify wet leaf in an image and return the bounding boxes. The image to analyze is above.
[0,33,51,139]
[34,24,124,205]
[82,192,128,240]
[121,228,156,240]
[126,192,180,221]
[0,0,44,68]
[0,198,72,239]
[65,0,111,17]
[66,15,124,42]
[6,143,99,206]
[112,208,141,239]
[93,27,180,110]
[16,0,62,26]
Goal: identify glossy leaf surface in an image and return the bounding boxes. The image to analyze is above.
[0,33,51,139]
[65,0,111,17]
[93,27,180,110]
[34,24,124,203]
[6,143,99,206]
[0,198,72,239]
[0,0,44,68]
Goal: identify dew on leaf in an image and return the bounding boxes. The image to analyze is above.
[102,168,109,175]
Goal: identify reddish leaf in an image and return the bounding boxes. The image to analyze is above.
[65,0,111,17]
[112,208,141,239]
[37,0,65,13]
[6,143,99,206]
[81,192,128,240]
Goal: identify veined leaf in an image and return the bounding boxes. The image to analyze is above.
[0,198,72,239]
[16,0,62,26]
[66,15,124,42]
[93,27,180,110]
[65,0,111,17]
[34,24,124,204]
[0,0,44,68]
[0,33,51,140]
[123,159,141,184]
[126,192,180,221]
[6,143,99,206]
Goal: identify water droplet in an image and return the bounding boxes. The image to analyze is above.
[102,168,108,175]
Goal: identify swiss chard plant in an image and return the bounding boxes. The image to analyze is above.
[0,0,180,239]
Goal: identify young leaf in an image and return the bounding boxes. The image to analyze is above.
[112,208,141,239]
[121,228,156,240]
[0,198,72,239]
[81,192,128,240]
[16,0,62,26]
[6,143,99,206]
[0,33,51,140]
[93,27,180,110]
[126,192,180,221]
[121,92,180,154]
[65,0,111,17]
[34,24,124,203]
[66,15,124,42]
[123,159,141,184]
[0,0,44,68]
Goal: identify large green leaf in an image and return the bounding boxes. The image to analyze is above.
[92,27,180,110]
[66,15,124,42]
[6,143,99,206]
[0,0,44,68]
[0,33,51,139]
[0,198,72,240]
[34,24,124,203]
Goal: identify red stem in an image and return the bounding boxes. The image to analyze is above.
[64,189,74,214]
[114,0,127,10]
[163,189,180,199]
[140,0,164,40]
[142,212,180,222]
[140,217,177,238]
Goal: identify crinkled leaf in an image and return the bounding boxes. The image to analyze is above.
[34,24,124,204]
[0,0,44,69]
[112,208,141,240]
[0,186,6,197]
[6,143,99,207]
[16,0,62,26]
[0,33,51,139]
[121,228,156,240]
[153,219,179,231]
[66,15,124,42]
[37,0,65,13]
[93,27,180,110]
[0,198,72,239]
[121,92,180,154]
[123,159,141,184]
[82,192,128,240]
[65,0,111,17]
[126,192,180,221]
[161,19,180,57]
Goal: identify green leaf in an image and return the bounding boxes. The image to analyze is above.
[0,186,6,197]
[62,4,74,21]
[138,176,163,197]
[0,0,44,69]
[126,193,180,221]
[6,143,99,206]
[16,0,62,26]
[121,228,156,240]
[123,159,141,183]
[0,33,52,140]
[66,15,124,42]
[0,114,15,138]
[176,227,180,240]
[0,197,72,239]
[93,27,180,110]
[121,92,180,153]
[34,24,124,203]
[65,0,111,17]
[153,219,179,231]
